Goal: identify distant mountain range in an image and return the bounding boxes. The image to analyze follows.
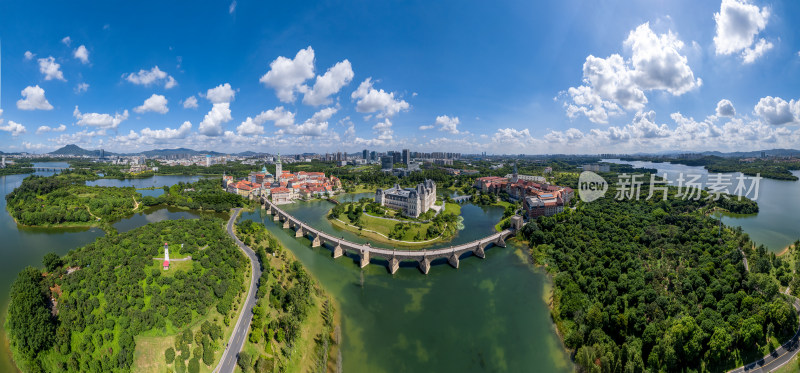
[45,144,270,157]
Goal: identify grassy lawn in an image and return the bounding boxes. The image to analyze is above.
[337,213,430,242]
[160,259,193,275]
[495,217,509,232]
[328,202,462,248]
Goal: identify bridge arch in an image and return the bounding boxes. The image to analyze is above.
[261,198,521,274]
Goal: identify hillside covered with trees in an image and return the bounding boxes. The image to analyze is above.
[523,192,796,372]
[5,172,139,227]
[5,218,248,372]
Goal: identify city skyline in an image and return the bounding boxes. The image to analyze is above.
[1,0,800,154]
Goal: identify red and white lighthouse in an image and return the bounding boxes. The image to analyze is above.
[162,242,170,270]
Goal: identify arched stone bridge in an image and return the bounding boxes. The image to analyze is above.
[262,198,522,274]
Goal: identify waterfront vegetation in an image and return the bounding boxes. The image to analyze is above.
[235,219,338,372]
[141,178,246,212]
[523,186,796,372]
[0,161,35,176]
[5,172,139,227]
[327,198,462,244]
[5,218,248,372]
[623,155,800,181]
[152,161,268,179]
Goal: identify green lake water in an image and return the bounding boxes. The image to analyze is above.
[240,198,572,372]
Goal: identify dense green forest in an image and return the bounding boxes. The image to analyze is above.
[141,178,246,212]
[153,161,262,178]
[523,190,796,372]
[236,219,337,372]
[624,156,800,181]
[5,172,139,226]
[5,218,248,372]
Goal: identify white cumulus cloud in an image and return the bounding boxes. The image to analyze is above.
[351,78,409,118]
[0,121,27,136]
[260,47,316,103]
[301,59,354,106]
[431,115,460,134]
[205,83,236,104]
[24,51,35,60]
[73,45,89,64]
[562,23,700,123]
[75,83,89,93]
[714,0,772,63]
[754,96,800,125]
[741,38,773,64]
[73,106,129,129]
[17,85,54,111]
[198,103,232,136]
[183,96,198,109]
[276,107,338,136]
[123,66,178,89]
[61,36,71,46]
[141,121,192,141]
[36,124,67,134]
[134,94,169,114]
[716,99,736,117]
[38,57,65,81]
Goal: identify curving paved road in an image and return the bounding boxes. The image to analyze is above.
[727,298,800,373]
[215,208,261,373]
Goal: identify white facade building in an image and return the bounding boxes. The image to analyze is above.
[375,180,437,218]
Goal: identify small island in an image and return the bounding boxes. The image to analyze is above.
[327,180,465,247]
[5,171,141,229]
[5,173,248,231]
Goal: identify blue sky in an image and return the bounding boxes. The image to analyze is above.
[1,0,799,154]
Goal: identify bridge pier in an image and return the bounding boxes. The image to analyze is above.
[333,243,344,258]
[474,243,486,259]
[312,235,321,247]
[495,235,506,248]
[360,250,370,268]
[295,226,303,238]
[388,256,399,274]
[273,214,280,222]
[448,253,460,269]
[419,257,431,275]
[282,220,290,229]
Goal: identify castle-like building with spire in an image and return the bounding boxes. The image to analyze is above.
[375,180,437,218]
